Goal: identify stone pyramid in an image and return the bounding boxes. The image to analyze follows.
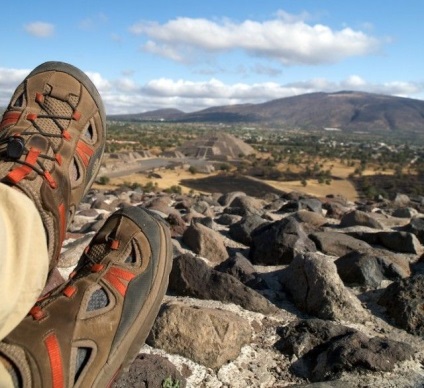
[177,132,255,160]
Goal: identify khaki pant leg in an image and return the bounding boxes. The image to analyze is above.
[0,183,48,341]
[0,362,13,387]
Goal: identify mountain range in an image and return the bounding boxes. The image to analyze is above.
[108,91,424,133]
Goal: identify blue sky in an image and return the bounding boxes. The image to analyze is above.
[1,1,423,114]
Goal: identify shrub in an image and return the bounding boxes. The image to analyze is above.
[97,176,110,185]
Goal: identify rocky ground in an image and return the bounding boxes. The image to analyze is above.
[57,187,424,387]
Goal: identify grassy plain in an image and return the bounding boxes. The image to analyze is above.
[94,159,366,201]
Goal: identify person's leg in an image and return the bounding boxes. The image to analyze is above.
[0,62,107,386]
[0,62,172,386]
[0,183,48,341]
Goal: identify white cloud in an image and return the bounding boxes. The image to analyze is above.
[24,22,54,38]
[1,67,422,115]
[0,68,31,104]
[84,71,112,92]
[78,13,108,30]
[130,11,380,65]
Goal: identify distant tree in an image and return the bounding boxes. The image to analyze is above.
[164,185,182,194]
[97,176,110,185]
[188,165,197,175]
[219,163,231,172]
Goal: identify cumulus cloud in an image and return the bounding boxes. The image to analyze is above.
[1,67,422,115]
[78,13,108,30]
[100,75,424,114]
[24,22,54,38]
[0,68,31,105]
[129,11,380,65]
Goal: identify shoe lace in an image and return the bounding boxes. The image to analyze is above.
[0,91,81,188]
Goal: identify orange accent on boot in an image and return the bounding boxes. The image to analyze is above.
[63,285,77,298]
[30,306,46,321]
[0,111,21,130]
[110,239,120,250]
[91,263,104,273]
[26,113,37,121]
[6,148,41,184]
[55,154,62,165]
[104,267,135,297]
[62,130,71,141]
[44,171,57,189]
[35,93,44,103]
[44,333,64,388]
[69,270,77,279]
[72,111,81,121]
[76,140,94,167]
[58,203,66,250]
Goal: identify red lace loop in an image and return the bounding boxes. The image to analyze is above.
[91,263,105,273]
[63,285,77,298]
[30,306,46,321]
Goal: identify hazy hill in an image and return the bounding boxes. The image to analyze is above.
[108,91,424,133]
[110,108,185,122]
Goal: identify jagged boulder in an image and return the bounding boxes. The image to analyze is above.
[275,319,414,382]
[340,210,384,229]
[169,254,278,314]
[112,354,186,388]
[228,214,268,245]
[309,232,372,257]
[182,221,228,263]
[215,253,268,290]
[335,249,410,287]
[249,218,316,265]
[280,253,367,322]
[404,216,424,244]
[378,274,424,336]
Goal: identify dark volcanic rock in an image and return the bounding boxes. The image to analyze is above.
[349,230,422,254]
[215,253,268,290]
[112,354,186,388]
[249,218,316,265]
[378,274,424,336]
[215,213,242,226]
[227,195,264,216]
[228,214,268,245]
[182,221,228,263]
[218,191,246,207]
[335,249,410,287]
[169,254,278,314]
[166,212,187,237]
[340,210,384,229]
[276,319,414,382]
[192,200,215,217]
[291,210,328,229]
[404,216,424,244]
[279,198,323,215]
[376,231,422,254]
[309,232,372,257]
[195,216,216,230]
[392,207,418,218]
[280,253,367,321]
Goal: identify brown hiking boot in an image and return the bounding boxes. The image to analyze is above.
[0,61,106,269]
[0,206,173,387]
